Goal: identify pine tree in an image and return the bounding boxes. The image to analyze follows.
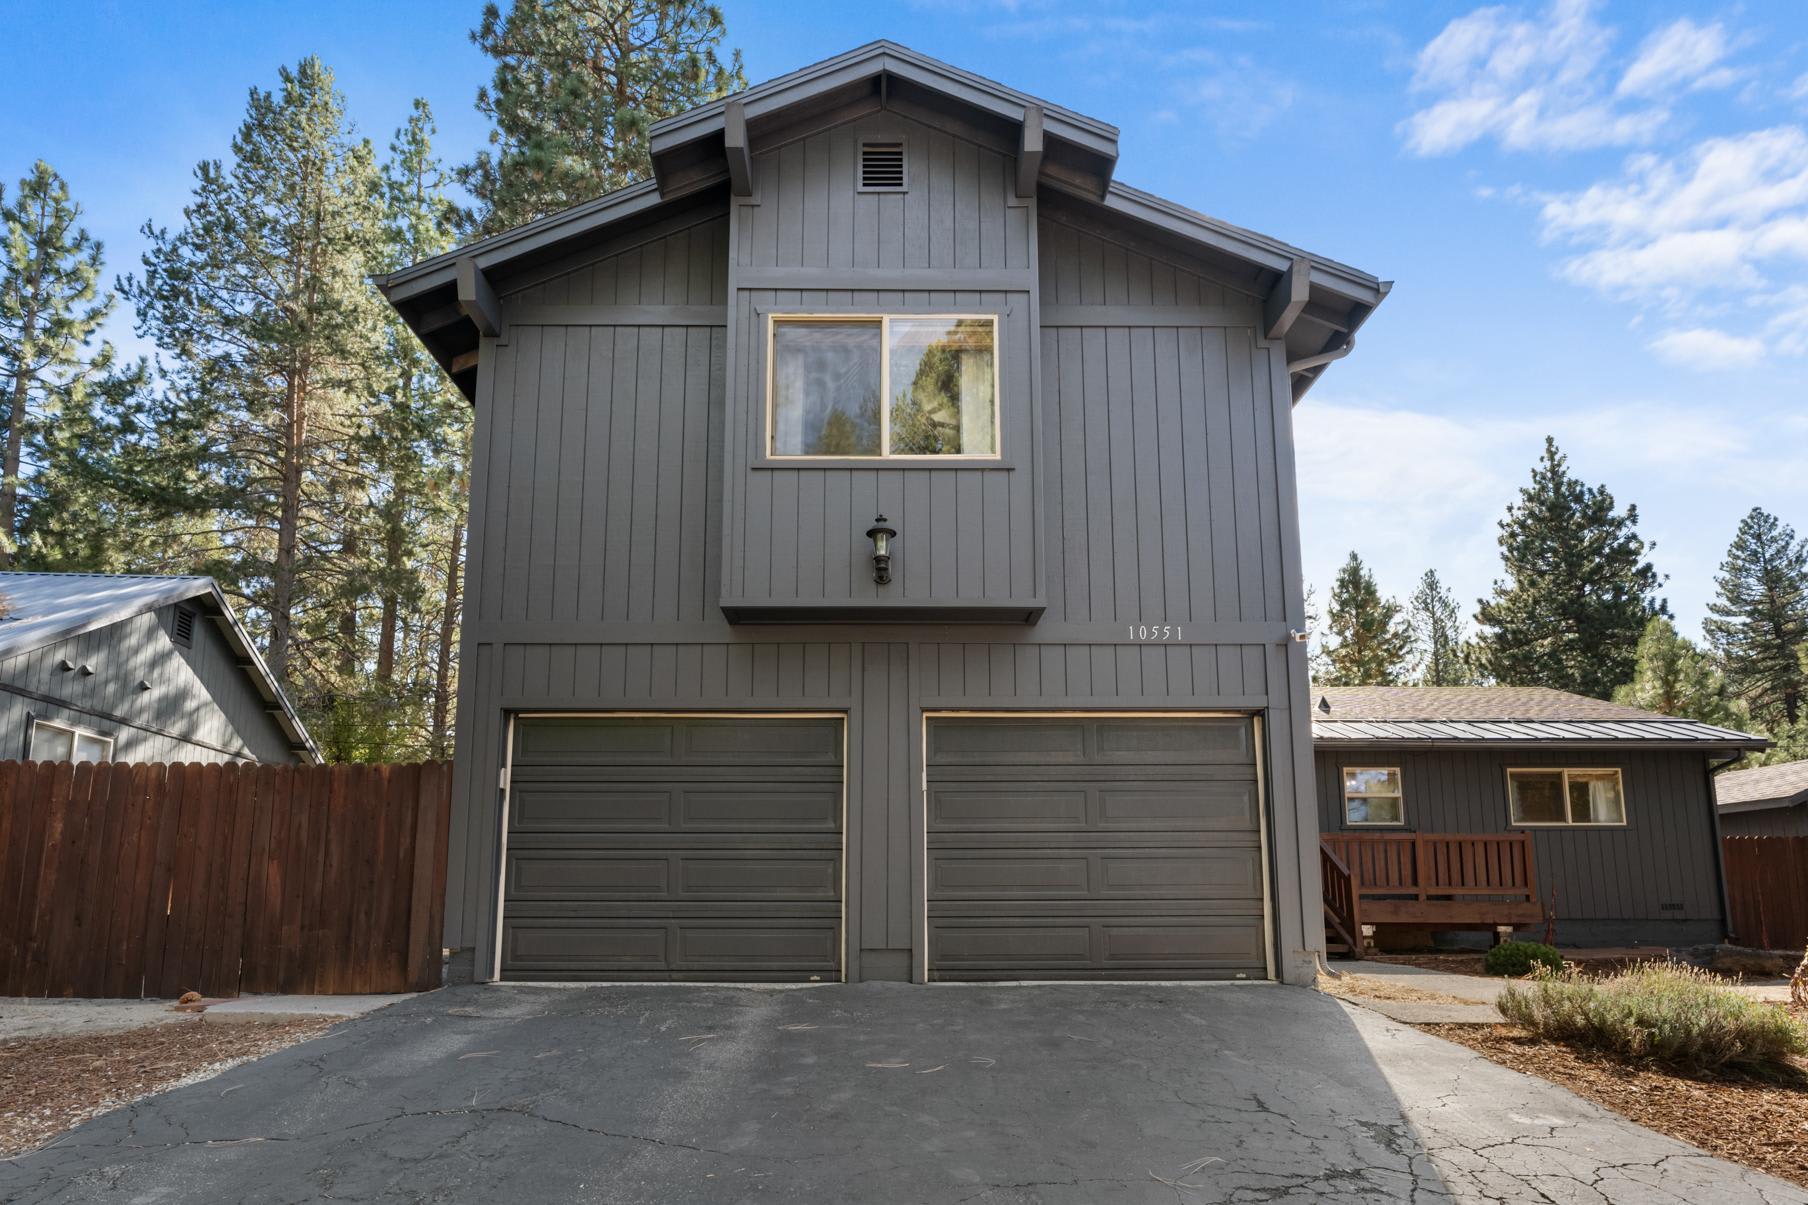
[1703,507,1808,729]
[0,162,123,566]
[1475,437,1666,699]
[126,58,388,696]
[1319,552,1414,686]
[1612,616,1744,727]
[461,0,745,234]
[1406,568,1480,686]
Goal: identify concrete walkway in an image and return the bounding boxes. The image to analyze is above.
[3,981,1801,1203]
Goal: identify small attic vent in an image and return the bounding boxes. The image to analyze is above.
[171,606,196,649]
[859,141,906,191]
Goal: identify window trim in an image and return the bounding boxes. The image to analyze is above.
[29,717,115,764]
[765,313,1003,462]
[1506,767,1628,828]
[1342,765,1406,827]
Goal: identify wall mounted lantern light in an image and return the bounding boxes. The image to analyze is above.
[865,514,897,585]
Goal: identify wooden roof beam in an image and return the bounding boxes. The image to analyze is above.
[1264,256,1311,340]
[1015,104,1044,198]
[456,256,501,338]
[723,99,755,196]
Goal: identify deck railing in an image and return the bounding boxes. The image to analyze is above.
[1321,843,1361,951]
[1320,832,1539,903]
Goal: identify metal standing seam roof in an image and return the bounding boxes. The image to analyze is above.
[0,572,319,762]
[1714,758,1808,811]
[1310,685,1767,750]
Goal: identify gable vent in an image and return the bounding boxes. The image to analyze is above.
[171,606,196,649]
[859,141,906,191]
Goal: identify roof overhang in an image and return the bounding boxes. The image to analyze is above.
[378,40,1387,404]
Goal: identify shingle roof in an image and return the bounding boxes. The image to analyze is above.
[1310,685,1766,750]
[0,572,318,761]
[1714,759,1808,811]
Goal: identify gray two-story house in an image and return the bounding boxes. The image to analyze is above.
[382,43,1388,986]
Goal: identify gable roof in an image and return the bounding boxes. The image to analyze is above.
[0,572,318,762]
[380,40,1387,403]
[1714,759,1808,812]
[1311,685,1767,750]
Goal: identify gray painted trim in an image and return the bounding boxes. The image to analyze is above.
[506,305,728,327]
[469,621,1291,644]
[1041,305,1255,328]
[736,267,1035,291]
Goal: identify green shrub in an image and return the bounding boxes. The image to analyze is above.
[1484,940,1564,977]
[1498,962,1808,1074]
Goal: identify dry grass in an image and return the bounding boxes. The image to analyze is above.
[1498,963,1808,1074]
[0,1016,334,1158]
[1425,1023,1808,1191]
[1317,973,1477,1006]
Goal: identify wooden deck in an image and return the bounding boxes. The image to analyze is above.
[1321,832,1543,953]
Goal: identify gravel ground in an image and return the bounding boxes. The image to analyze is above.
[0,1016,335,1158]
[0,998,188,1041]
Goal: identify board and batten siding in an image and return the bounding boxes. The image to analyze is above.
[448,121,1324,982]
[720,112,1044,617]
[1314,747,1728,945]
[0,606,296,764]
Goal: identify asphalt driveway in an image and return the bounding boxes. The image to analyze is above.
[2,982,1801,1204]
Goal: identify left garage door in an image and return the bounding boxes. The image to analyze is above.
[500,715,843,981]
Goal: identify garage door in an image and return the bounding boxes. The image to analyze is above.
[926,715,1268,980]
[500,715,843,981]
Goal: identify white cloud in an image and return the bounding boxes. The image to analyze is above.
[1615,18,1738,99]
[1532,127,1808,361]
[1401,1,1739,157]
[1647,327,1765,370]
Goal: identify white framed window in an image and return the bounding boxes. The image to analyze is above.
[767,315,1000,459]
[1507,768,1626,827]
[1342,766,1404,826]
[30,717,114,764]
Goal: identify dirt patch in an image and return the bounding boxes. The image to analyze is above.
[0,1016,334,1158]
[1319,973,1478,1006]
[1422,1023,1808,1191]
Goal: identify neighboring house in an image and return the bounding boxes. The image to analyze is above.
[1313,686,1766,949]
[0,572,317,765]
[1715,759,1808,837]
[382,42,1390,986]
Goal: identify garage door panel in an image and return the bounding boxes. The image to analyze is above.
[930,916,1266,976]
[929,717,1251,765]
[929,848,1262,899]
[929,779,1257,831]
[927,715,1266,980]
[513,717,840,766]
[504,918,840,979]
[503,715,843,981]
[508,849,840,900]
[509,781,841,832]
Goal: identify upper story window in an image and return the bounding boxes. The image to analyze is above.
[769,315,998,459]
[1507,768,1626,826]
[30,717,114,764]
[1342,766,1404,825]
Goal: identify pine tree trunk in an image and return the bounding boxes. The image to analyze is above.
[269,373,306,685]
[429,510,463,760]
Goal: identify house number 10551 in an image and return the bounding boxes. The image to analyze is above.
[1127,625,1183,641]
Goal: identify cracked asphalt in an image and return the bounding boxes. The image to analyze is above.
[2,982,1802,1204]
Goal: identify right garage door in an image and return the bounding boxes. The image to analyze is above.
[926,715,1269,980]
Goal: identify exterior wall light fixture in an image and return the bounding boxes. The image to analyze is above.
[866,514,897,585]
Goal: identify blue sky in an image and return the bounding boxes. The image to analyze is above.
[5,0,1807,639]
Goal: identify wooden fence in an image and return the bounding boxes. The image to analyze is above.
[0,760,450,999]
[1724,835,1808,953]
